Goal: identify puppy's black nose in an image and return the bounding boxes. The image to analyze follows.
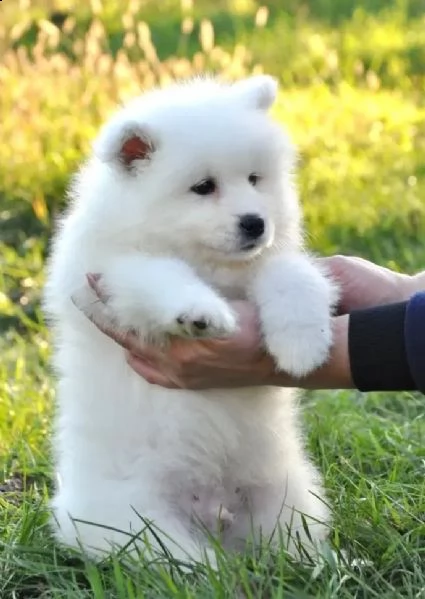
[239,214,265,240]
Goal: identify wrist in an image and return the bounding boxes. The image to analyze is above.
[399,271,425,300]
[266,314,352,390]
[408,272,425,295]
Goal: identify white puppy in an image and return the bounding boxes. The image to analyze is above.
[44,75,337,566]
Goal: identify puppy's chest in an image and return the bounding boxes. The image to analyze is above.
[197,264,252,300]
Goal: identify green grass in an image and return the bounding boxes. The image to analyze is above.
[1,0,425,596]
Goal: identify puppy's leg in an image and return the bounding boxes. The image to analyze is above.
[53,491,217,568]
[250,479,328,557]
[71,254,237,341]
[249,252,338,377]
[228,475,329,560]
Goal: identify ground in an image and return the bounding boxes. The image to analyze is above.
[0,1,424,597]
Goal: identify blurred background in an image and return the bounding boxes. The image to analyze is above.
[1,0,425,337]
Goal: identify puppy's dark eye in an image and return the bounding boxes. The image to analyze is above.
[190,178,217,196]
[248,173,260,186]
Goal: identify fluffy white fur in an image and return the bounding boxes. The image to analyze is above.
[44,75,338,566]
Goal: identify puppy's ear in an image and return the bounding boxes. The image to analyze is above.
[119,134,152,167]
[94,120,155,168]
[230,75,278,111]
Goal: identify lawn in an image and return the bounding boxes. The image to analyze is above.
[0,0,424,596]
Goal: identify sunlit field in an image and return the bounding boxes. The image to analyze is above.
[1,1,424,596]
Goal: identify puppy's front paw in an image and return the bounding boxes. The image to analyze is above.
[170,295,237,339]
[266,319,333,378]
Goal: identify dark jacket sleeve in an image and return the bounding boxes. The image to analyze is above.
[404,291,425,393]
[348,291,425,393]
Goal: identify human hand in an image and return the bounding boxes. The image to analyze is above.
[83,276,350,390]
[83,277,272,389]
[320,255,415,313]
[124,300,275,389]
[83,256,419,390]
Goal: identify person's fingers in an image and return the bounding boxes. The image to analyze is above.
[101,326,139,351]
[82,272,141,347]
[165,338,232,373]
[126,340,214,389]
[86,273,110,302]
[318,255,346,279]
[125,352,177,388]
[76,293,167,359]
[81,309,139,351]
[82,271,218,376]
[86,272,101,286]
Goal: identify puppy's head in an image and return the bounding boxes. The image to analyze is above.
[86,75,299,262]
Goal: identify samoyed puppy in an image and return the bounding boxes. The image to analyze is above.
[44,75,337,566]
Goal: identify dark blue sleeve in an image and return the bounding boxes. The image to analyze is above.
[349,301,415,392]
[404,291,425,394]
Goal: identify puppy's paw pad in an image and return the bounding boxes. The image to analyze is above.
[177,315,208,331]
[267,322,332,378]
[174,298,237,339]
